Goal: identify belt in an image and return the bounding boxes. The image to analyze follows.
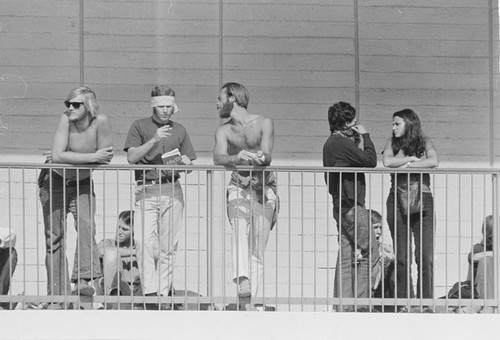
[52,172,91,187]
[136,176,177,186]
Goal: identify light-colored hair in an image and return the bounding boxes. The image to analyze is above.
[222,82,250,109]
[482,215,493,249]
[151,85,175,97]
[367,209,382,226]
[65,86,99,120]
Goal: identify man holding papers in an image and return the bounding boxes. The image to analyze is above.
[124,85,196,309]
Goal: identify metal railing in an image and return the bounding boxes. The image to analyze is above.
[0,163,498,313]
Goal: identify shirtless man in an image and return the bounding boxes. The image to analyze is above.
[38,86,113,309]
[213,82,278,305]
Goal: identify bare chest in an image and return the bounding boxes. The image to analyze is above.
[226,124,262,153]
[67,124,98,153]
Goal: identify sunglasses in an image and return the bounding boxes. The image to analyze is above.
[64,101,84,109]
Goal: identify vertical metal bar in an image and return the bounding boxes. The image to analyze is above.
[35,168,41,304]
[300,171,304,311]
[458,174,462,305]
[206,170,213,305]
[287,171,291,311]
[21,168,26,308]
[338,171,343,311]
[313,171,317,311]
[492,173,499,308]
[483,173,488,311]
[222,170,228,310]
[444,173,448,310]
[7,168,12,309]
[275,171,279,311]
[196,170,201,310]
[183,168,188,308]
[470,174,475,312]
[326,169,331,310]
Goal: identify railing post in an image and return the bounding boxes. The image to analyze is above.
[206,169,214,307]
[493,173,499,307]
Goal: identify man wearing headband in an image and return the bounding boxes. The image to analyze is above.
[39,86,113,309]
[213,82,279,310]
[124,85,196,310]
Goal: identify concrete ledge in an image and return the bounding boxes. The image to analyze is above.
[1,310,499,340]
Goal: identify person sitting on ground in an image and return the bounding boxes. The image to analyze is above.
[0,228,17,310]
[97,210,158,309]
[466,215,494,306]
[365,211,396,312]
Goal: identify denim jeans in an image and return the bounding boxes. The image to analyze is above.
[387,191,434,299]
[39,173,102,296]
[0,247,17,309]
[134,181,184,296]
[333,205,380,311]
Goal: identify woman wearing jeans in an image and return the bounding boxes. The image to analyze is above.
[382,109,438,311]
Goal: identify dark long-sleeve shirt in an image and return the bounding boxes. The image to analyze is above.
[323,133,377,209]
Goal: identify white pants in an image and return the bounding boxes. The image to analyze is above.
[134,181,184,296]
[227,184,278,297]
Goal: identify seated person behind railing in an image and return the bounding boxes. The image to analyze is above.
[466,215,494,305]
[0,228,17,310]
[98,210,158,310]
[366,211,396,311]
[361,210,394,294]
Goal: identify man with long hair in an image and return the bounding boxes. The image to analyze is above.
[213,82,278,310]
[39,86,113,309]
[323,101,379,312]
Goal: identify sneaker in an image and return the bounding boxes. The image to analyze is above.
[72,280,95,297]
[238,277,251,298]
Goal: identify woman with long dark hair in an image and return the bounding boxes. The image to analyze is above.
[382,109,438,309]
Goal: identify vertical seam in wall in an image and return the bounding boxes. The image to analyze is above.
[79,0,84,86]
[354,0,360,118]
[219,0,224,126]
[488,0,495,167]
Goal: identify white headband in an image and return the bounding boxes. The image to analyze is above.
[151,95,179,113]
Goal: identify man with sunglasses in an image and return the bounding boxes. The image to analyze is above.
[38,86,113,309]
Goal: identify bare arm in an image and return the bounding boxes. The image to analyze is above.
[51,114,113,164]
[98,242,136,258]
[408,139,439,168]
[96,114,113,150]
[471,251,493,262]
[255,117,274,166]
[213,127,241,166]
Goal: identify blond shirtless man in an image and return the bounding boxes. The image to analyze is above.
[38,86,113,309]
[213,83,278,305]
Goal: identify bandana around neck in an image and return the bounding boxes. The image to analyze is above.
[151,95,179,113]
[333,127,360,144]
